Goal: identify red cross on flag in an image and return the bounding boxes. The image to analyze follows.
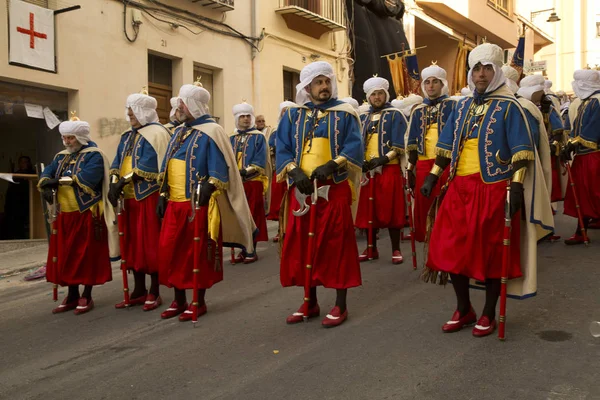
[9,0,55,72]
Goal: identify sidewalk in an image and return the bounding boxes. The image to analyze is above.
[0,240,48,279]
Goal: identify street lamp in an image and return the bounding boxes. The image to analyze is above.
[530,8,561,23]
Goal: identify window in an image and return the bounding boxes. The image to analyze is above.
[596,21,600,38]
[283,69,300,102]
[193,66,217,122]
[487,0,510,18]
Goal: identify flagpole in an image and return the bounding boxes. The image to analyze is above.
[380,46,428,59]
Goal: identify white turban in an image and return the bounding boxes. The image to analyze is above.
[340,97,360,113]
[460,86,472,97]
[169,97,179,122]
[467,43,506,94]
[502,65,520,94]
[572,69,600,100]
[358,101,371,115]
[392,94,423,117]
[279,100,296,115]
[363,77,390,104]
[544,80,552,91]
[232,102,255,130]
[125,93,159,126]
[178,84,210,119]
[517,74,545,101]
[420,64,449,98]
[296,61,338,105]
[59,120,91,145]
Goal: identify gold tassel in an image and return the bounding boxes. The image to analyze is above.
[435,147,452,158]
[511,150,535,163]
[73,176,98,197]
[109,168,120,177]
[574,136,598,150]
[405,144,419,152]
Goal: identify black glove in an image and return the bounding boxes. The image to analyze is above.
[42,188,54,205]
[540,95,553,114]
[156,195,168,218]
[288,167,313,195]
[550,142,559,156]
[366,156,390,171]
[362,161,369,173]
[509,182,524,217]
[311,160,338,182]
[406,170,416,191]
[559,141,577,162]
[198,182,216,207]
[131,173,144,183]
[420,173,439,198]
[239,169,248,178]
[108,178,127,208]
[39,178,59,189]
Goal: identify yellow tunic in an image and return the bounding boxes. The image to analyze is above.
[364,133,399,164]
[456,136,480,176]
[168,158,188,202]
[418,123,438,161]
[57,185,79,212]
[120,155,135,199]
[167,158,221,241]
[300,137,332,177]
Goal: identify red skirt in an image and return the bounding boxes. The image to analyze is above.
[244,180,268,242]
[413,159,450,242]
[46,209,112,287]
[281,180,361,289]
[550,155,564,202]
[158,201,223,290]
[564,152,600,219]
[122,192,161,274]
[267,172,287,221]
[355,164,405,229]
[426,174,522,281]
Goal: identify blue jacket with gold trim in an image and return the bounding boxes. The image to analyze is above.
[436,91,534,183]
[275,98,363,185]
[40,142,104,212]
[407,95,456,155]
[360,102,407,157]
[230,128,267,174]
[159,115,229,200]
[566,93,600,155]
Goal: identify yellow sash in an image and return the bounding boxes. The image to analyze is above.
[456,136,480,176]
[300,137,332,177]
[168,159,188,202]
[120,155,135,199]
[418,123,438,161]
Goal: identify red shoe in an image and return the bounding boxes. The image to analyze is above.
[392,250,404,265]
[160,301,188,319]
[442,306,477,333]
[549,235,561,241]
[115,294,147,309]
[286,303,320,324]
[243,252,259,264]
[321,306,348,328]
[272,234,279,243]
[565,234,586,245]
[358,248,379,262]
[142,294,162,311]
[231,253,245,264]
[52,297,79,314]
[179,303,208,322]
[472,316,497,337]
[74,298,94,315]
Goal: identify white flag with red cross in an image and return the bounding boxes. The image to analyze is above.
[9,0,55,72]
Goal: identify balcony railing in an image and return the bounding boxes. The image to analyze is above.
[276,0,346,39]
[190,0,234,12]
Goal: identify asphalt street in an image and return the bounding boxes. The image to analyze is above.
[1,208,599,400]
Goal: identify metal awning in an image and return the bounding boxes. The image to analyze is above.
[190,0,234,12]
[275,6,345,39]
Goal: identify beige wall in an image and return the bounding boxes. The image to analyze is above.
[0,0,350,160]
